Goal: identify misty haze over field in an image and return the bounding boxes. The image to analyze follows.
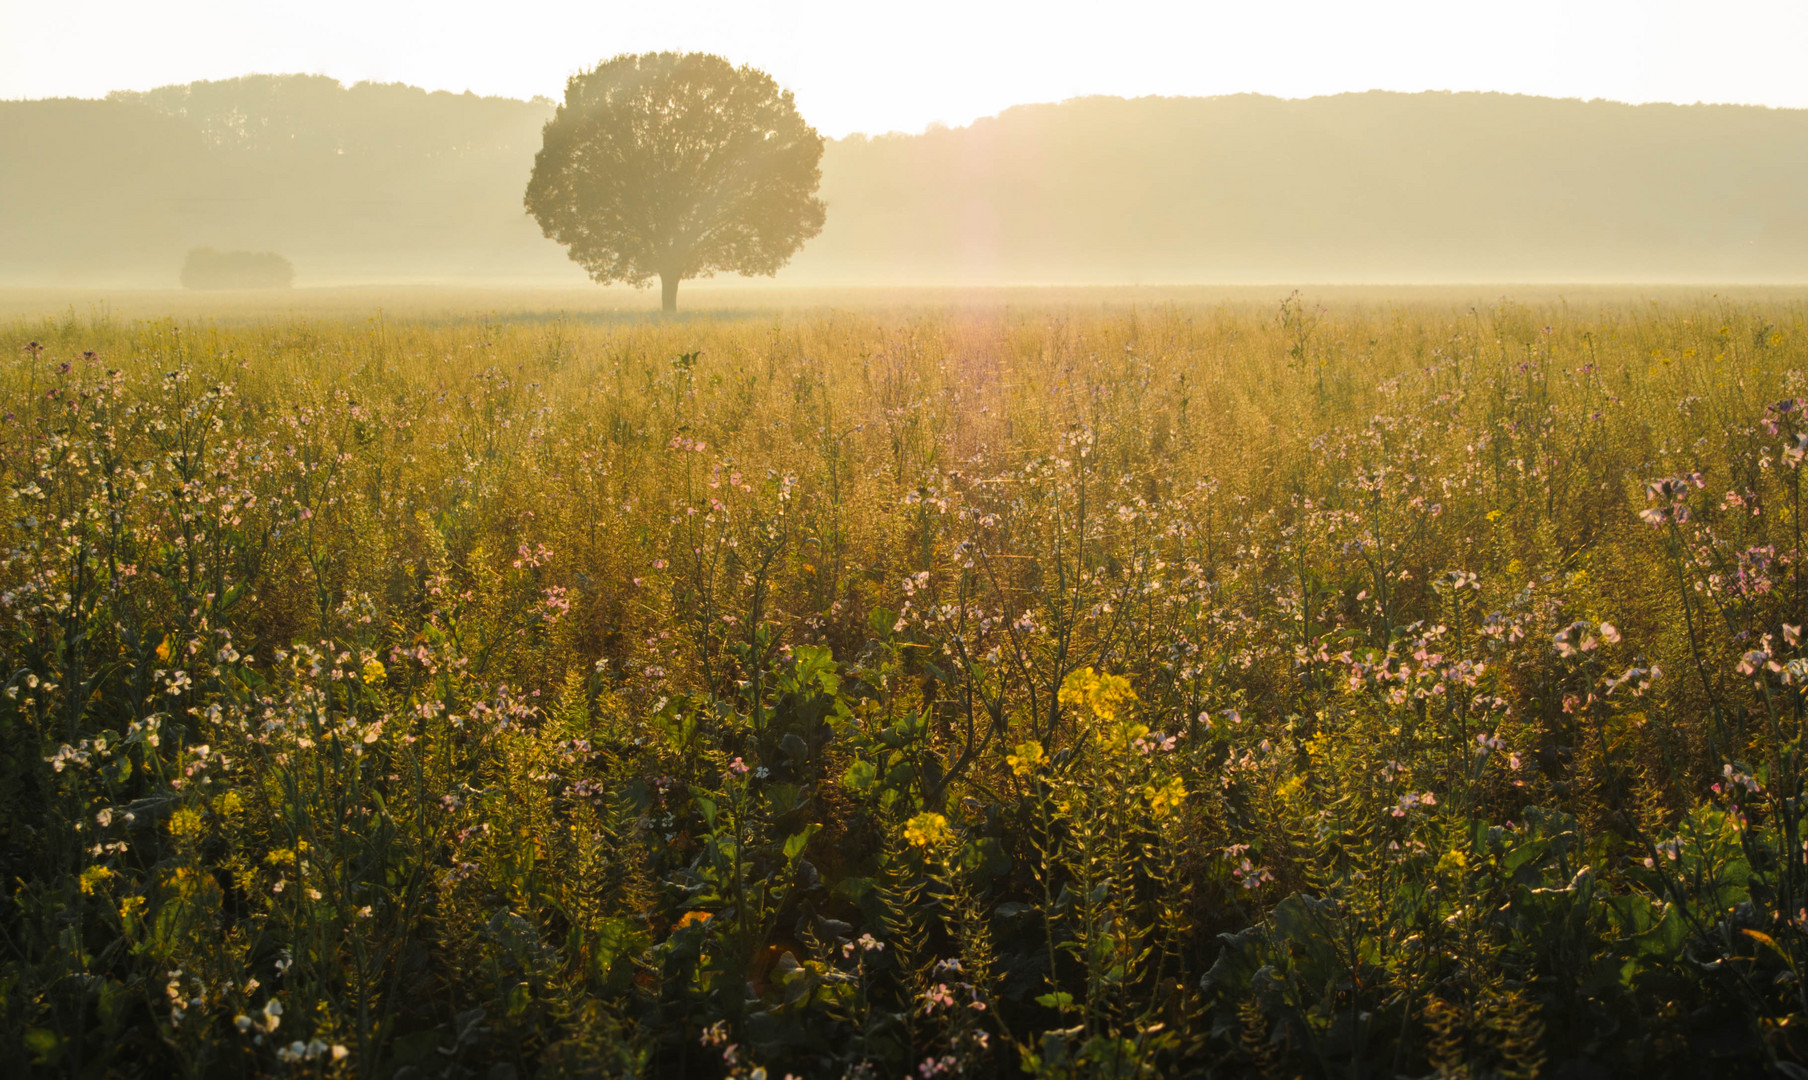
[5,74,1808,288]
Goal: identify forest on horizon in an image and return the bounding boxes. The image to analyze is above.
[4,74,1808,287]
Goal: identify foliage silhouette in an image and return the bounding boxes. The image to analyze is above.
[524,52,826,312]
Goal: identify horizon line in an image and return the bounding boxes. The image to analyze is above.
[4,77,1805,140]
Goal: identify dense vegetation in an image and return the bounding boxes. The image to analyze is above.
[4,296,1808,1077]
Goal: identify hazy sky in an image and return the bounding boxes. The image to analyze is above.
[4,0,1806,137]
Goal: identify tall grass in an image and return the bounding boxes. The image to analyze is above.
[2,296,1806,1077]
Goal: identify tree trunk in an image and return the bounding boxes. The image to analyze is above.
[660,272,678,314]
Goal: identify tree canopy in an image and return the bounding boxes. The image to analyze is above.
[524,52,826,311]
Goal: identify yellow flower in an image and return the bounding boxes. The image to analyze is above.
[79,865,114,895]
[1102,719,1151,755]
[361,659,386,686]
[1143,775,1187,817]
[1006,741,1045,778]
[167,808,203,838]
[903,812,951,848]
[1055,665,1135,716]
[1058,667,1138,723]
[1060,669,1147,753]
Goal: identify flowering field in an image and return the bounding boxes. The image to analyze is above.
[4,296,1808,1077]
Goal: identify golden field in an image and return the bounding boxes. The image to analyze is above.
[4,289,1808,1077]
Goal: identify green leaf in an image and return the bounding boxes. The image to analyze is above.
[690,789,718,828]
[840,759,877,796]
[833,876,877,903]
[869,607,898,639]
[783,824,820,861]
[1503,837,1549,874]
[1628,902,1686,960]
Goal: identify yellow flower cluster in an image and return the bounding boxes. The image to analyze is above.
[903,811,952,848]
[1058,667,1137,722]
[167,807,204,838]
[79,865,114,895]
[1143,776,1187,817]
[1006,741,1045,778]
[361,659,387,686]
[1059,668,1147,753]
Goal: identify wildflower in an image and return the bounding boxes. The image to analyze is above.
[1643,838,1683,868]
[919,983,956,1013]
[361,658,386,685]
[1059,666,1138,723]
[903,812,951,848]
[79,865,113,895]
[1231,859,1274,889]
[1640,474,1701,526]
[1723,763,1763,794]
[1392,791,1438,817]
[1005,740,1044,777]
[1143,775,1187,816]
[167,808,203,838]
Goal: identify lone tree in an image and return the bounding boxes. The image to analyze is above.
[526,52,826,312]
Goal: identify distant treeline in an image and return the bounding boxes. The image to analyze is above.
[0,77,563,285]
[4,75,1808,285]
